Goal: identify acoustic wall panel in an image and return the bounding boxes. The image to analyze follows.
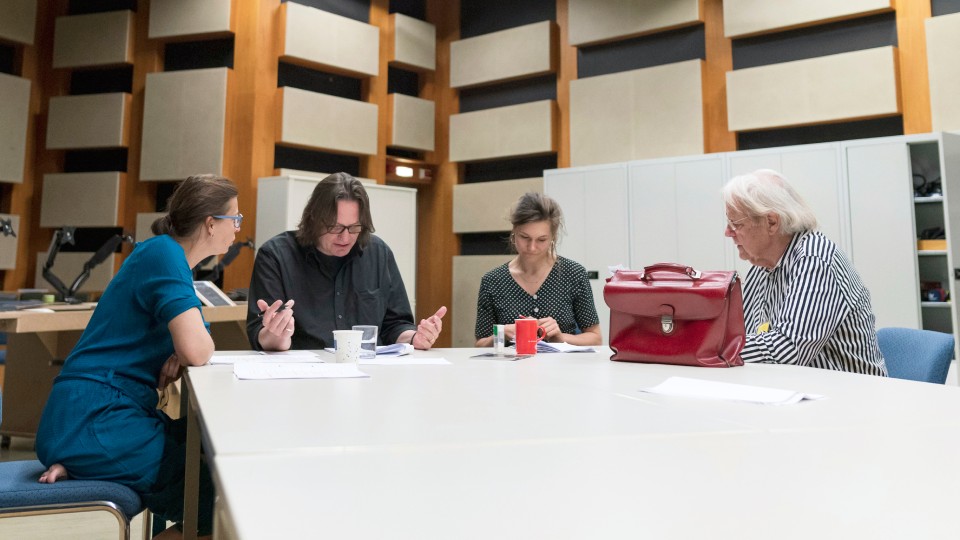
[569,59,704,166]
[0,0,37,45]
[926,13,960,132]
[46,93,130,150]
[0,73,30,184]
[726,47,899,132]
[0,214,20,270]
[389,94,435,152]
[140,68,229,181]
[136,212,165,242]
[40,173,122,228]
[281,2,379,77]
[568,0,701,46]
[453,177,544,233]
[36,252,115,293]
[52,10,133,68]
[278,87,378,156]
[452,255,513,347]
[449,100,556,162]
[724,0,892,38]
[149,0,233,39]
[391,13,435,71]
[450,21,555,89]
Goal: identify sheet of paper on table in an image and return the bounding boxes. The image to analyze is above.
[210,351,321,365]
[233,362,369,380]
[639,376,825,405]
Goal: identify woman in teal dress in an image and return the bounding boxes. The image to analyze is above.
[35,174,258,539]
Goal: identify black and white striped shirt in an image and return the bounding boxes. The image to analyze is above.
[740,231,888,376]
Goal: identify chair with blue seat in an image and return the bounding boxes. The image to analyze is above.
[876,327,954,384]
[0,460,148,540]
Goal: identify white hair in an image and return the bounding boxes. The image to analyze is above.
[721,169,817,235]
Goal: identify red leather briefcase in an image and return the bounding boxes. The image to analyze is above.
[604,263,745,367]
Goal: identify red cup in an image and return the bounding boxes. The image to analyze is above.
[515,318,546,355]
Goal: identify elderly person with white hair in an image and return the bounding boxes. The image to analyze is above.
[722,169,887,376]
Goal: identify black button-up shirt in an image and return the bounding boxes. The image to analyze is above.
[246,231,415,350]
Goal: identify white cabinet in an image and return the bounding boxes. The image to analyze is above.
[256,175,418,311]
[544,164,629,344]
[628,156,728,271]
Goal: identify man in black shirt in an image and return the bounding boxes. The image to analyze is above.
[247,173,446,351]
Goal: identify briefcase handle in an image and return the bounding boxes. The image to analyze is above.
[639,263,701,281]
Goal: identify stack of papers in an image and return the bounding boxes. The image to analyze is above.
[536,342,596,353]
[234,362,369,380]
[639,377,825,405]
[322,343,414,357]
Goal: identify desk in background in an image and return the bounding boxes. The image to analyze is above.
[0,304,249,443]
[183,348,960,539]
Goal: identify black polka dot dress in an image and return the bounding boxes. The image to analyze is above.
[475,256,600,339]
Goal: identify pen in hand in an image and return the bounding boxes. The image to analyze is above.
[258,301,292,318]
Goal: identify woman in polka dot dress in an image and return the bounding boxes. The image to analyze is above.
[475,193,602,347]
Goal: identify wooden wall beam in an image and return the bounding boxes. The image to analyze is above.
[701,0,736,153]
[556,0,577,168]
[362,0,390,184]
[221,0,282,292]
[421,0,460,347]
[894,0,932,134]
[4,0,70,292]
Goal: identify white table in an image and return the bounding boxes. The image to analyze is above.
[182,348,960,539]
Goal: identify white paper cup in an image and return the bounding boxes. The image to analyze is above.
[352,325,378,359]
[332,330,363,363]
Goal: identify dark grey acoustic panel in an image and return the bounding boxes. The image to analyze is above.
[460,232,512,256]
[69,0,136,14]
[70,66,133,95]
[0,44,14,75]
[278,61,362,100]
[388,66,419,97]
[64,149,128,173]
[933,0,960,16]
[732,12,897,70]
[459,74,556,113]
[461,0,555,39]
[390,0,425,20]
[386,148,423,160]
[577,25,705,79]
[165,38,234,71]
[282,0,369,22]
[463,154,557,183]
[736,116,903,150]
[274,145,360,177]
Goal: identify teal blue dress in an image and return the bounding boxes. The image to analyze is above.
[36,234,214,533]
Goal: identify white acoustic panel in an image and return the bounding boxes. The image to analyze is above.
[726,46,899,132]
[136,212,166,242]
[0,0,37,45]
[149,0,232,39]
[927,13,960,132]
[53,10,133,68]
[449,100,556,162]
[36,251,116,293]
[40,173,122,228]
[278,87,378,156]
[451,21,555,88]
[452,255,513,347]
[570,59,704,166]
[391,13,435,71]
[453,178,544,233]
[46,93,129,150]
[0,73,31,183]
[0,214,20,270]
[390,94,434,152]
[281,2,379,77]
[724,0,892,38]
[569,0,700,46]
[140,68,229,181]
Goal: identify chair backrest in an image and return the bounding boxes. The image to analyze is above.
[876,327,954,384]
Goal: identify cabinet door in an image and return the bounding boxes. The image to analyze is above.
[628,162,677,267]
[545,165,629,344]
[366,184,418,312]
[846,142,920,329]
